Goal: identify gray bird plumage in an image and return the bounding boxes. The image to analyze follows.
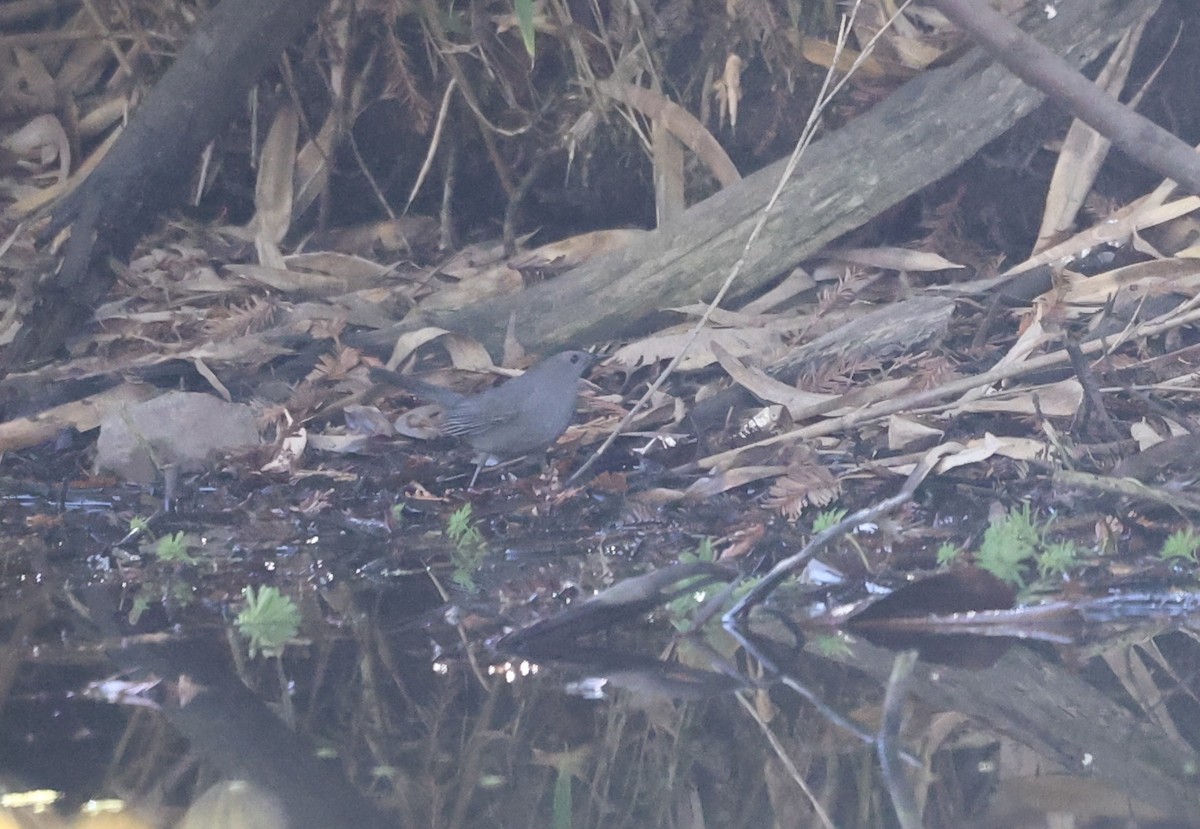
[370,350,594,462]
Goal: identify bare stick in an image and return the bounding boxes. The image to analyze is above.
[929,0,1200,194]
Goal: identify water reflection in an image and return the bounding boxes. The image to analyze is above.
[3,550,1200,827]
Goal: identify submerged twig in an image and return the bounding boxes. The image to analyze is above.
[878,650,922,829]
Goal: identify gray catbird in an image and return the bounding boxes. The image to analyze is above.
[370,350,594,483]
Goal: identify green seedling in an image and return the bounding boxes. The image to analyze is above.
[976,505,1040,585]
[812,507,849,533]
[1160,528,1200,563]
[236,586,300,659]
[813,634,853,659]
[446,503,486,591]
[667,538,718,631]
[1037,540,1081,579]
[936,542,962,567]
[128,593,152,626]
[152,531,196,564]
[972,505,1090,589]
[811,506,874,570]
[514,0,536,57]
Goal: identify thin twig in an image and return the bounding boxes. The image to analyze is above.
[405,78,457,214]
[735,691,837,829]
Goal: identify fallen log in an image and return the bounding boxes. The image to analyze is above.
[391,0,1161,356]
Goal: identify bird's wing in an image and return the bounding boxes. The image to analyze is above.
[441,398,522,436]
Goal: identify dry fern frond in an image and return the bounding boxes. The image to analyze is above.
[308,345,364,382]
[204,297,280,340]
[381,28,434,134]
[763,457,841,521]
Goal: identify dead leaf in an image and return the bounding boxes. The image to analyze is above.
[666,305,808,330]
[955,318,1053,406]
[8,126,121,216]
[306,433,376,454]
[508,229,647,272]
[226,263,354,296]
[951,379,1083,418]
[711,341,835,416]
[294,107,342,218]
[252,105,300,268]
[713,54,743,129]
[285,251,391,281]
[261,427,308,474]
[596,79,741,188]
[3,114,70,181]
[718,522,766,560]
[652,118,685,224]
[740,268,818,313]
[12,47,55,108]
[590,471,629,493]
[824,247,965,272]
[683,466,789,501]
[800,36,897,78]
[1053,258,1200,315]
[1129,419,1164,450]
[342,405,394,437]
[383,328,496,372]
[1034,21,1148,253]
[611,327,785,372]
[1004,195,1200,277]
[889,434,1050,475]
[887,415,944,451]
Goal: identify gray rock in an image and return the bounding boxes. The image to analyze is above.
[96,391,260,483]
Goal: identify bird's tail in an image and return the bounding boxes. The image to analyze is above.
[367,367,465,407]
